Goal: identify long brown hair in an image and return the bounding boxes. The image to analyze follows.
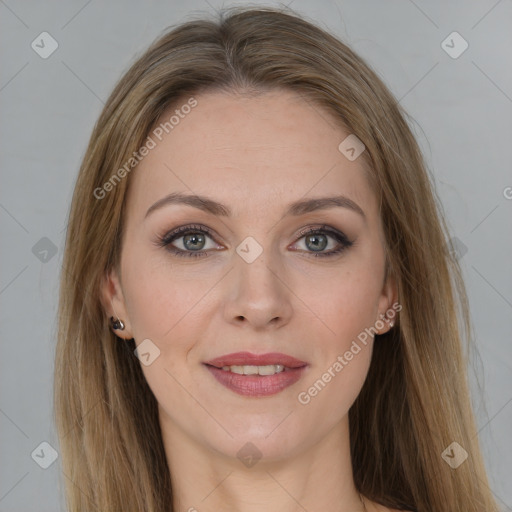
[54,6,498,511]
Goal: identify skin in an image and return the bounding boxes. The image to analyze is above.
[101,89,402,512]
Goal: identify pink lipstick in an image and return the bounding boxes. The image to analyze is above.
[203,351,308,397]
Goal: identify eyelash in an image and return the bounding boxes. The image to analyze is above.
[156,223,353,259]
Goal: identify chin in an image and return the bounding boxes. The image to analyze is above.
[201,419,310,465]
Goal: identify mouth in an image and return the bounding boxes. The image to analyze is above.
[203,352,308,397]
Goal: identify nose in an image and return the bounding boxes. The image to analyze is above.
[222,249,293,331]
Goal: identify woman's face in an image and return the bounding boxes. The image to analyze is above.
[103,89,397,461]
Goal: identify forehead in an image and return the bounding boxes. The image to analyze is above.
[126,89,377,221]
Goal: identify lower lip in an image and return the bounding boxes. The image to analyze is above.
[204,364,308,397]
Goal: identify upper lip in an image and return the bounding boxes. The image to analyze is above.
[204,351,308,369]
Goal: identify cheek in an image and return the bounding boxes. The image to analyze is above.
[120,252,209,416]
[121,247,204,343]
[294,280,376,424]
[291,262,383,409]
[294,263,383,349]
[123,275,173,341]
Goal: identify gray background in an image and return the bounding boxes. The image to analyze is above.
[1,0,511,510]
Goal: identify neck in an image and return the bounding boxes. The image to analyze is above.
[160,412,366,512]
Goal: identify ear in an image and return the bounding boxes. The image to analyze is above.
[375,269,399,335]
[99,267,134,340]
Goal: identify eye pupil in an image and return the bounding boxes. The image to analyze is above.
[306,234,327,252]
[183,233,206,251]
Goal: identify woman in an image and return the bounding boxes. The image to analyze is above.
[54,6,499,512]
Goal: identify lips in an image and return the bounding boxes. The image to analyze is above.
[203,351,309,397]
[204,351,308,369]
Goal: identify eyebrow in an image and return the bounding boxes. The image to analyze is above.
[145,192,366,220]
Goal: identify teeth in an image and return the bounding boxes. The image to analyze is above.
[221,364,285,375]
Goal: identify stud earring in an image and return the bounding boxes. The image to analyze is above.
[110,316,125,331]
